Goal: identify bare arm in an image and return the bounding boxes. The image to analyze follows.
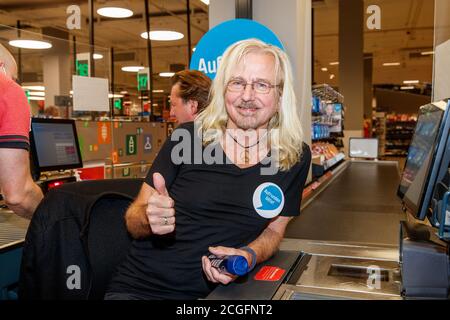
[125,182,155,239]
[0,148,43,219]
[202,215,293,284]
[125,173,175,239]
[246,215,293,264]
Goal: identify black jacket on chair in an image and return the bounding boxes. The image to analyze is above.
[18,179,143,300]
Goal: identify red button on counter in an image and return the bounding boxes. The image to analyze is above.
[254,266,285,281]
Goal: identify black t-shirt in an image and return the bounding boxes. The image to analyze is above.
[108,122,311,299]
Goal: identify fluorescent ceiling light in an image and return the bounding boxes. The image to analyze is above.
[401,86,414,90]
[383,62,401,66]
[80,52,103,60]
[9,39,52,49]
[152,89,164,93]
[159,72,175,77]
[200,0,210,5]
[122,66,145,72]
[28,91,45,97]
[329,62,339,66]
[120,90,128,94]
[28,96,45,101]
[22,85,45,91]
[152,104,158,107]
[97,7,133,18]
[329,74,335,80]
[140,31,184,41]
[321,67,328,72]
[403,80,419,84]
[108,93,124,98]
[421,51,434,56]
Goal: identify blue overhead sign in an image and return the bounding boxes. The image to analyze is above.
[190,19,284,79]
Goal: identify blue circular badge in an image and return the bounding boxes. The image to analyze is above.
[190,19,284,79]
[252,182,285,219]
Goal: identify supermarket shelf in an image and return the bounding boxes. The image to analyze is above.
[324,152,346,170]
[312,152,346,178]
[312,84,344,103]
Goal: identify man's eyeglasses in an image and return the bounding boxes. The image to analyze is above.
[227,78,279,94]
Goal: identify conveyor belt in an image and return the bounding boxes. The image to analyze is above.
[286,161,405,245]
[0,209,29,251]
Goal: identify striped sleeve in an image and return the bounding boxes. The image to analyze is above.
[0,77,31,151]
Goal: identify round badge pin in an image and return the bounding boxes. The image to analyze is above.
[252,182,285,219]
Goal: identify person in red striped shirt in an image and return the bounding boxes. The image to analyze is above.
[0,43,43,219]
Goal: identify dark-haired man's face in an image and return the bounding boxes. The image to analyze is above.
[169,83,197,124]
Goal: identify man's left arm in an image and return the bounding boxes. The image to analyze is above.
[202,216,292,285]
[245,215,292,264]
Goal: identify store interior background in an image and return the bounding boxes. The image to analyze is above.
[0,0,439,177]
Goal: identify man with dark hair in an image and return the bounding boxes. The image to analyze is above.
[169,70,212,123]
[0,43,43,219]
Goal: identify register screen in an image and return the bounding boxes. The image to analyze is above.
[398,104,443,213]
[32,122,81,168]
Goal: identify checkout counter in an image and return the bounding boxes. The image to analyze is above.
[0,206,29,300]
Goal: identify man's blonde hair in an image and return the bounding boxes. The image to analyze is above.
[196,38,304,171]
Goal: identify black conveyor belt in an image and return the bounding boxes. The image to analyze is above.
[286,161,405,245]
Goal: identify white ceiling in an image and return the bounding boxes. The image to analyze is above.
[0,0,436,100]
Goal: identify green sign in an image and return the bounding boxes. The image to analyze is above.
[137,73,148,91]
[123,167,130,177]
[76,60,89,77]
[126,135,137,155]
[24,90,30,103]
[114,98,122,110]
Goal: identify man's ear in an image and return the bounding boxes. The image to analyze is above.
[189,100,198,115]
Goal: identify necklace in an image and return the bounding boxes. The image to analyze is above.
[226,130,268,164]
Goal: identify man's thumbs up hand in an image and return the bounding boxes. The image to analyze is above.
[153,172,169,196]
[146,172,175,235]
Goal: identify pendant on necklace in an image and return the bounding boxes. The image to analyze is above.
[241,149,250,164]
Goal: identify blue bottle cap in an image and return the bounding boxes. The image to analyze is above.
[225,255,249,276]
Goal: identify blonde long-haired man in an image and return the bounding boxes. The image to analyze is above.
[0,43,43,219]
[106,39,311,300]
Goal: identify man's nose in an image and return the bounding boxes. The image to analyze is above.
[241,83,255,101]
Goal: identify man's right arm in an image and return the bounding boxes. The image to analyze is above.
[125,182,155,239]
[0,148,43,219]
[126,173,175,239]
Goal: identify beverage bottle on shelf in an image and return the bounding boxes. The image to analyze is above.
[208,254,249,276]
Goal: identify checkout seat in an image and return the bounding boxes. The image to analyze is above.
[19,178,143,300]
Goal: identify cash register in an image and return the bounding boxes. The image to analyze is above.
[29,118,83,193]
[397,99,450,298]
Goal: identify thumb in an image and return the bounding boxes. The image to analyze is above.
[153,172,169,196]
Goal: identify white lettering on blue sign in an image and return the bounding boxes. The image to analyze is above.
[198,56,223,75]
